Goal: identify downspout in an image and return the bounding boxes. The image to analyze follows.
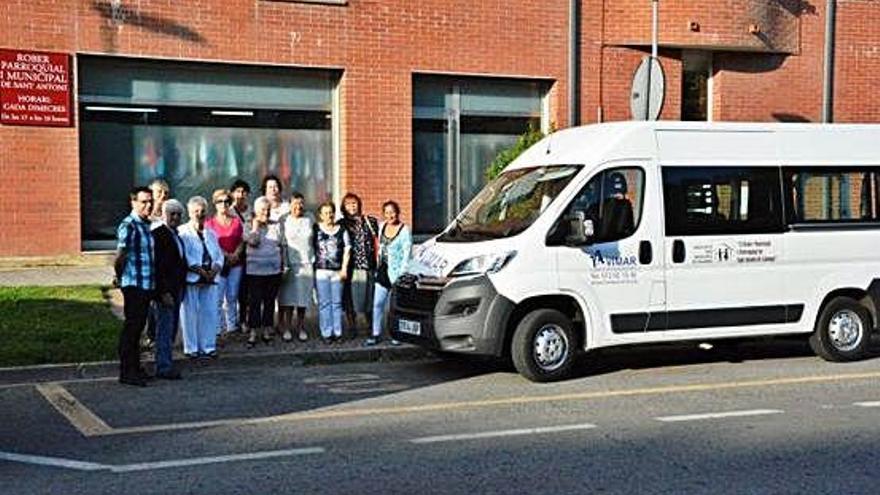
[822,0,836,123]
[568,0,580,127]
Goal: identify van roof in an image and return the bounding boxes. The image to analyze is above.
[509,121,880,170]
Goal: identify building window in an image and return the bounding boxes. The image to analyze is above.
[78,56,338,248]
[412,76,548,235]
[681,50,712,122]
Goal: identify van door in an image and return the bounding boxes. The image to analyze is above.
[661,166,794,336]
[551,163,666,345]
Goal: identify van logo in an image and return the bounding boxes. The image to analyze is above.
[586,249,639,285]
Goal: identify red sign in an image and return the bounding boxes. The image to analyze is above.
[0,49,72,127]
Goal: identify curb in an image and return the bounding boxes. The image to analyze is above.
[0,345,434,386]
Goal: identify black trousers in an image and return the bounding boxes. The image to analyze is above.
[120,287,152,378]
[247,274,281,329]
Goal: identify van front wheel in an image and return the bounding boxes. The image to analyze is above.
[810,296,872,362]
[511,309,578,382]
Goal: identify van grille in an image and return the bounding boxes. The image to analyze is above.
[394,274,442,314]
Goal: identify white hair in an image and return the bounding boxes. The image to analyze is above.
[253,196,270,211]
[162,198,184,216]
[187,196,208,210]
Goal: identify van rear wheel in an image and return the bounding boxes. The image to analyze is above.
[810,296,872,362]
[511,309,578,382]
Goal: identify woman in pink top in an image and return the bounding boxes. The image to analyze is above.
[206,189,244,337]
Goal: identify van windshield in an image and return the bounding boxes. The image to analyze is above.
[438,165,581,242]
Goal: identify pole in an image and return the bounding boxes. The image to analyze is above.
[568,0,580,127]
[646,0,658,120]
[822,0,836,123]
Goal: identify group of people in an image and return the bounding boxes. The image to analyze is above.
[113,176,412,387]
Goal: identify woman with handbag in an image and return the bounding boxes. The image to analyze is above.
[244,196,285,348]
[179,196,225,358]
[365,200,412,346]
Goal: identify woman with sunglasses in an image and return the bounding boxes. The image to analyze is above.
[206,189,244,339]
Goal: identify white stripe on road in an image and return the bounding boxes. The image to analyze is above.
[0,447,324,473]
[853,401,880,408]
[410,423,597,444]
[35,383,113,436]
[107,447,325,473]
[0,451,106,471]
[655,409,783,423]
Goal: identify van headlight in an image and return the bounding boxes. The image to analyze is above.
[448,251,517,278]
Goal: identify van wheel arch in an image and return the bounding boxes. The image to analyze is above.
[817,288,876,331]
[503,295,587,358]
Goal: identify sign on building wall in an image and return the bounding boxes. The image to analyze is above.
[0,49,72,127]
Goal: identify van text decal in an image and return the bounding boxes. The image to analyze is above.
[586,249,639,285]
[690,239,777,265]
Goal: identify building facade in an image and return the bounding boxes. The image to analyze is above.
[1,0,879,256]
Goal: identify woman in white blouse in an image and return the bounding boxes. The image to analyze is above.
[278,192,314,342]
[178,196,224,358]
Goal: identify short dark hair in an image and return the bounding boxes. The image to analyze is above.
[129,186,152,201]
[261,175,282,195]
[382,200,401,216]
[230,178,251,194]
[291,191,305,201]
[341,192,362,217]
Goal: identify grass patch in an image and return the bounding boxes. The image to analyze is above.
[0,285,120,367]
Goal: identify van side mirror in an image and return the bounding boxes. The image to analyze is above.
[564,212,592,245]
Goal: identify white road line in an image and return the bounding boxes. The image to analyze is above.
[0,451,106,471]
[853,401,880,408]
[0,447,325,473]
[655,409,784,423]
[107,447,325,473]
[35,383,113,436]
[409,423,597,444]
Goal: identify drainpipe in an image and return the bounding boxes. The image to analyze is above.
[822,0,836,123]
[568,0,580,127]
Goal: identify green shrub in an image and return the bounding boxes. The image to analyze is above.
[485,125,549,182]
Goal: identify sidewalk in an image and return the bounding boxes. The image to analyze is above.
[0,263,433,385]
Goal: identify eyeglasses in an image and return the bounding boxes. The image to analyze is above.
[215,199,231,205]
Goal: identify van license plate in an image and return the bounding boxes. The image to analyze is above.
[399,319,421,336]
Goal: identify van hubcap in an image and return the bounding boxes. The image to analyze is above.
[533,324,569,371]
[828,309,864,352]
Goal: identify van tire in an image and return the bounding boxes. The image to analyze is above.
[511,309,577,382]
[810,296,872,362]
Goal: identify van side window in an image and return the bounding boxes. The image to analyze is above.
[560,167,645,243]
[784,168,880,223]
[662,167,784,236]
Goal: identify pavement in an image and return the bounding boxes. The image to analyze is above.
[0,261,433,385]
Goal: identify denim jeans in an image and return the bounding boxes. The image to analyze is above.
[371,283,390,338]
[154,293,181,375]
[315,269,343,338]
[217,265,242,333]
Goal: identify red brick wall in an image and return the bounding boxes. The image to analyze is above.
[2,0,880,257]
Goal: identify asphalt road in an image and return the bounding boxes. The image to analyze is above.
[2,339,880,494]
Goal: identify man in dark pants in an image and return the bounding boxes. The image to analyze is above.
[113,186,155,387]
[151,199,187,380]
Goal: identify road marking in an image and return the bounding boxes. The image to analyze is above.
[0,451,106,471]
[0,447,324,473]
[106,447,325,473]
[35,383,113,436]
[853,401,880,408]
[410,423,597,444]
[655,409,784,423]
[33,370,880,437]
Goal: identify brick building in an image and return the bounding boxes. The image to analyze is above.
[1,0,878,257]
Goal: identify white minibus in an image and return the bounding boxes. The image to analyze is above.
[390,121,880,381]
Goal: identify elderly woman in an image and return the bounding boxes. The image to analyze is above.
[313,201,351,342]
[278,192,315,342]
[365,200,412,346]
[148,179,171,227]
[206,188,244,337]
[262,175,289,222]
[178,196,224,358]
[245,196,285,347]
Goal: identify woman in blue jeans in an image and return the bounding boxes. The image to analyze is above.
[312,201,351,341]
[365,200,412,346]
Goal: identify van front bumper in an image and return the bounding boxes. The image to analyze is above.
[388,274,515,357]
